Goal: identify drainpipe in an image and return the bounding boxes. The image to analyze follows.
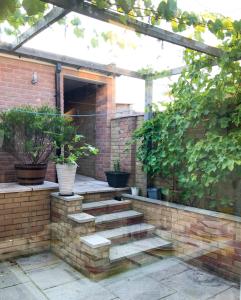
[55,63,62,111]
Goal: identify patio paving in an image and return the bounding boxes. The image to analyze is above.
[0,252,239,300]
[74,174,129,194]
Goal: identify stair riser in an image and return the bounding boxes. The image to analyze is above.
[109,230,155,245]
[96,216,144,231]
[83,203,131,216]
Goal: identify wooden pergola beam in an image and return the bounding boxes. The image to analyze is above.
[42,0,223,58]
[11,7,69,51]
[0,42,143,79]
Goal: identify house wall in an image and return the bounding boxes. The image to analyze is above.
[0,54,115,182]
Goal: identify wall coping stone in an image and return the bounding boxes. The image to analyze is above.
[0,181,58,194]
[51,192,83,201]
[122,194,241,224]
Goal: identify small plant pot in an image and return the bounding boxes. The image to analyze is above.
[147,188,162,200]
[56,163,77,196]
[131,187,140,196]
[105,171,130,188]
[15,164,47,185]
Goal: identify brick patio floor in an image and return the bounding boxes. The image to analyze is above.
[0,252,239,300]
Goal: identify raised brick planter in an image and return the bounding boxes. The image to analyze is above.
[0,181,58,260]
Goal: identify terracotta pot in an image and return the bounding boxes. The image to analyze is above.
[56,163,77,196]
[15,164,47,185]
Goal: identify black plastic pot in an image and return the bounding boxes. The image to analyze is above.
[105,171,130,188]
[147,188,162,200]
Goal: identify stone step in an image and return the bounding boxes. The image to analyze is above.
[110,237,172,262]
[95,210,144,230]
[82,199,131,215]
[98,223,155,244]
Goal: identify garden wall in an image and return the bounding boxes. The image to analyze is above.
[0,182,57,260]
[123,194,241,282]
[110,114,147,193]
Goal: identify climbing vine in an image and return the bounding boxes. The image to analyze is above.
[133,31,241,208]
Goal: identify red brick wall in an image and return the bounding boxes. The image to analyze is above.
[0,189,56,260]
[0,55,116,182]
[0,55,56,182]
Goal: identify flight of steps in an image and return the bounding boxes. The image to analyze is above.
[67,198,173,278]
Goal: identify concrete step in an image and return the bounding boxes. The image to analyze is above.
[82,199,131,215]
[98,223,155,244]
[110,237,172,262]
[95,210,144,230]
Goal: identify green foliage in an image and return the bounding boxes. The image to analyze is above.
[0,105,67,164]
[113,160,121,172]
[52,127,99,165]
[133,35,241,206]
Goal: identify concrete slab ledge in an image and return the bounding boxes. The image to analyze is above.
[122,194,241,224]
[51,192,83,201]
[75,187,130,195]
[0,181,58,194]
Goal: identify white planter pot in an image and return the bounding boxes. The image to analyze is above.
[56,163,77,196]
[131,187,140,196]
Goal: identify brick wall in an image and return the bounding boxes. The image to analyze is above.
[0,187,57,260]
[0,55,56,182]
[0,55,116,183]
[124,194,241,282]
[110,115,147,193]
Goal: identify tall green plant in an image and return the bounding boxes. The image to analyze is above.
[133,38,241,207]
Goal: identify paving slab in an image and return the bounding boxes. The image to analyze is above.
[95,210,143,224]
[68,212,95,223]
[27,262,83,290]
[16,252,61,271]
[208,287,240,300]
[44,278,117,300]
[0,282,47,300]
[104,273,176,300]
[0,262,29,289]
[161,268,232,300]
[110,237,172,261]
[80,234,111,248]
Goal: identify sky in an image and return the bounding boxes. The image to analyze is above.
[1,0,240,112]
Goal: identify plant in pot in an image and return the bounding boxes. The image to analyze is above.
[105,160,130,188]
[0,105,65,185]
[52,127,98,196]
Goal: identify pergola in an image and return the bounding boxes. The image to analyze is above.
[0,0,233,119]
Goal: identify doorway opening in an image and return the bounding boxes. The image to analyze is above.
[64,76,103,178]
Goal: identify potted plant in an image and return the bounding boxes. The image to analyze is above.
[52,127,98,196]
[105,160,130,188]
[0,105,65,185]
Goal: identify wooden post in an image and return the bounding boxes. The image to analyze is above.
[144,79,153,120]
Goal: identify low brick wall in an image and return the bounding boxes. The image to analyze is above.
[0,182,58,260]
[123,194,241,282]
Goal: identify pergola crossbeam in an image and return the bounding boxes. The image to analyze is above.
[0,42,143,79]
[43,0,223,58]
[11,7,69,51]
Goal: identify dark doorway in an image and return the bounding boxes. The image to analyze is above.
[64,76,101,178]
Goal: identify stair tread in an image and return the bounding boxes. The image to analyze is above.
[95,210,143,224]
[110,237,172,261]
[98,223,155,239]
[82,199,130,210]
[68,212,95,223]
